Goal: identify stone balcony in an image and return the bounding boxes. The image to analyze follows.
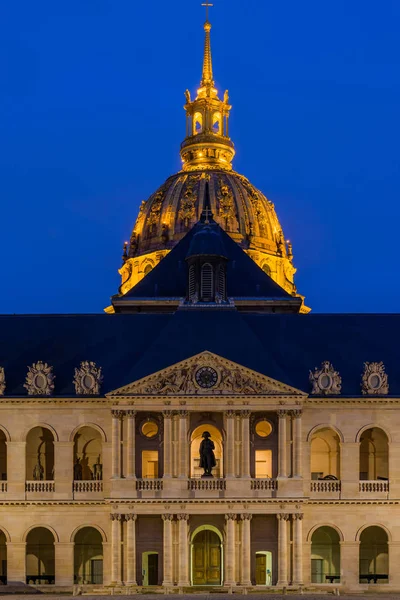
[310,480,341,499]
[359,480,389,499]
[73,480,103,499]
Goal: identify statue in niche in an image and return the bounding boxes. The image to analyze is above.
[93,455,103,481]
[33,454,44,481]
[74,457,83,481]
[199,431,216,478]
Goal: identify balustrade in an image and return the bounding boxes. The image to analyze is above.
[310,480,341,493]
[26,481,55,493]
[136,478,163,491]
[251,478,277,490]
[73,480,103,492]
[188,478,226,490]
[359,480,389,493]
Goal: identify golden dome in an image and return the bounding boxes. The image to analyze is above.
[111,14,308,312]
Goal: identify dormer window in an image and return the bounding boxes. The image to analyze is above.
[201,263,213,300]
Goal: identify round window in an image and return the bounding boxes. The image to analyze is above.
[255,420,272,438]
[318,374,332,390]
[368,374,381,390]
[141,420,159,438]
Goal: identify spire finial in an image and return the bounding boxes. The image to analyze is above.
[201,2,214,87]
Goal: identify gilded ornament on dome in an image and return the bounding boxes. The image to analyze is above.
[0,367,5,395]
[216,179,236,226]
[178,175,201,226]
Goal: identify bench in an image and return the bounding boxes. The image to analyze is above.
[360,574,388,584]
[325,575,341,583]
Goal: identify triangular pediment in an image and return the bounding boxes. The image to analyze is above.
[108,351,306,396]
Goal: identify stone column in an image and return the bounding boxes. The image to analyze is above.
[178,411,189,479]
[177,514,190,586]
[125,514,137,585]
[225,513,236,585]
[163,411,173,479]
[225,411,236,478]
[277,410,288,478]
[340,541,360,589]
[6,442,26,498]
[292,410,303,478]
[292,513,303,584]
[277,513,290,586]
[126,411,136,479]
[6,542,26,584]
[240,411,251,478]
[111,411,123,479]
[55,542,74,586]
[54,441,74,498]
[162,514,174,586]
[111,514,122,584]
[240,514,252,586]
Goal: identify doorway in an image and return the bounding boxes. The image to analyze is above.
[255,551,272,585]
[142,551,158,586]
[192,530,222,585]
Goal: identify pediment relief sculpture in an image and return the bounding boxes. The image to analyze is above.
[309,361,341,395]
[24,361,55,396]
[74,361,103,395]
[109,351,304,396]
[0,367,5,395]
[361,361,389,395]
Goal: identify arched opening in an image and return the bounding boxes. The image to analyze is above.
[73,426,103,481]
[359,526,388,583]
[255,551,272,586]
[310,428,341,480]
[311,526,341,584]
[200,263,213,301]
[0,531,7,584]
[262,263,271,277]
[359,428,388,481]
[217,265,226,299]
[26,427,54,481]
[74,527,103,585]
[188,264,196,299]
[191,527,222,586]
[191,424,223,478]
[212,112,222,134]
[142,551,159,586]
[0,431,6,482]
[144,263,153,276]
[26,527,55,585]
[193,112,203,135]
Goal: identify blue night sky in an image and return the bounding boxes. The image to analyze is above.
[1,0,400,314]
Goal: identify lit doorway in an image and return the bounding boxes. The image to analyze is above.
[142,551,158,585]
[191,527,222,585]
[255,551,272,585]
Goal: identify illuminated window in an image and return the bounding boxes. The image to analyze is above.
[212,111,221,134]
[193,112,203,135]
[142,450,159,479]
[141,420,159,439]
[255,450,272,478]
[255,420,272,439]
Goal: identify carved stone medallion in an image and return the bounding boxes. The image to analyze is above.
[0,367,5,395]
[361,362,389,395]
[24,361,55,396]
[309,361,341,395]
[195,366,218,389]
[74,361,103,395]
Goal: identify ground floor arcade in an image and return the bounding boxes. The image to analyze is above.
[0,505,397,591]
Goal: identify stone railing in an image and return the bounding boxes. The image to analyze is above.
[188,478,226,491]
[310,480,341,493]
[359,480,389,493]
[251,479,277,491]
[26,481,55,493]
[136,479,163,491]
[73,480,103,493]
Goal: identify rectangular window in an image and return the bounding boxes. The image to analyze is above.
[142,450,159,479]
[255,450,272,478]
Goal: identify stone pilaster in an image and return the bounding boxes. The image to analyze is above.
[125,514,137,585]
[225,513,236,585]
[111,411,124,479]
[177,513,190,586]
[163,411,173,478]
[6,442,26,498]
[162,514,174,586]
[225,411,236,478]
[6,542,26,584]
[111,513,123,584]
[277,513,290,586]
[55,542,74,586]
[240,411,251,478]
[240,514,252,586]
[178,411,189,479]
[292,513,303,584]
[292,410,302,478]
[126,411,136,479]
[277,410,288,478]
[340,541,360,590]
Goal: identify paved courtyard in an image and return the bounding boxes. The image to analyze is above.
[0,596,398,600]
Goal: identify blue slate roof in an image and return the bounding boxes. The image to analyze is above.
[1,312,400,396]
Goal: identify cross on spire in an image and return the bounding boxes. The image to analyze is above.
[201,1,213,22]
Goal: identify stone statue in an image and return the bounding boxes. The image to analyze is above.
[93,455,103,481]
[74,457,83,481]
[33,455,44,481]
[185,89,191,104]
[199,431,216,478]
[224,89,229,104]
